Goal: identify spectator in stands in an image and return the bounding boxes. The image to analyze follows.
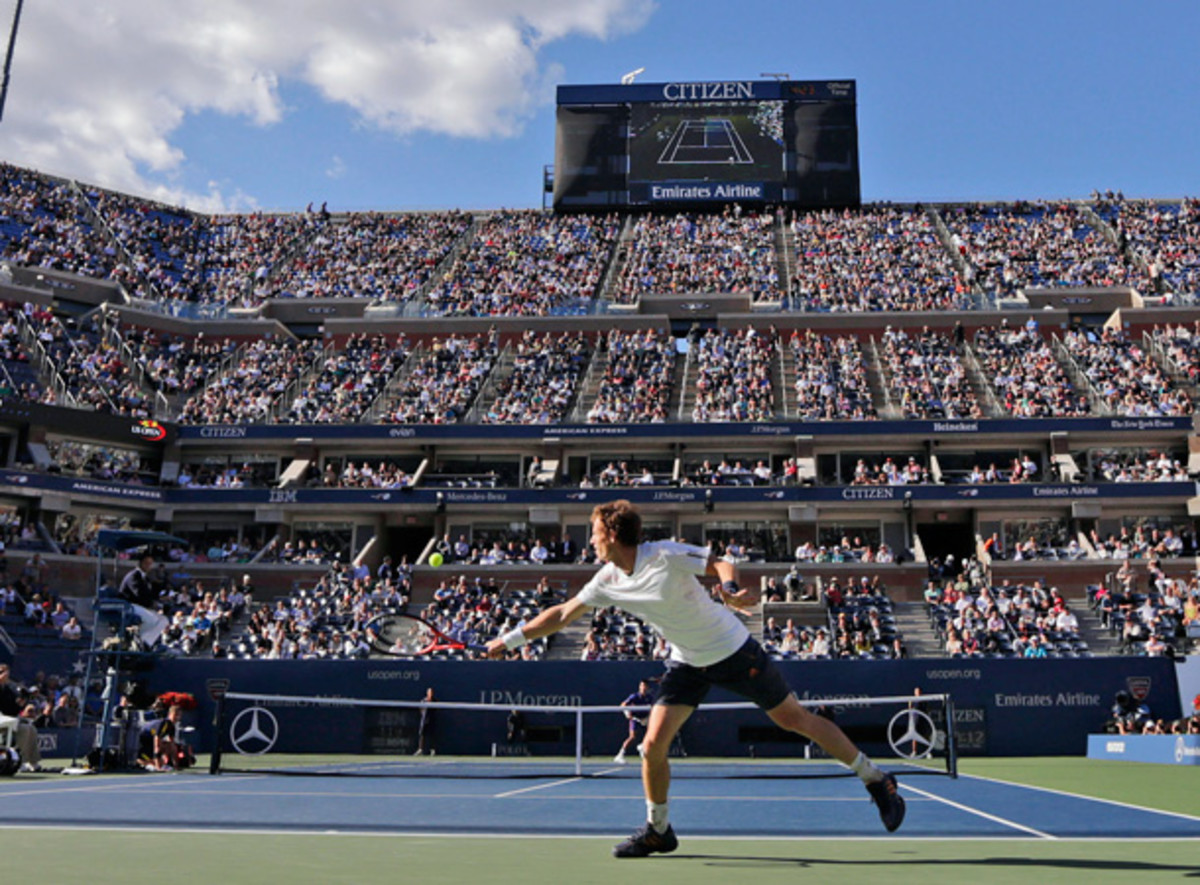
[0,664,43,771]
[60,614,83,641]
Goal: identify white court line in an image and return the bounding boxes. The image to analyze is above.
[494,776,584,798]
[0,774,262,800]
[493,764,630,798]
[955,770,1200,824]
[1,823,1196,841]
[899,781,1056,839]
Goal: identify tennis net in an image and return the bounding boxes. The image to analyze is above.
[209,690,958,779]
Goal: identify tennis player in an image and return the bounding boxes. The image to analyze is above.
[486,500,905,857]
[614,679,654,764]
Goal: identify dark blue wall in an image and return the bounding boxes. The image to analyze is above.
[147,656,1181,760]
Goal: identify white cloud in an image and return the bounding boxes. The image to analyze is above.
[1,0,654,209]
[325,155,347,181]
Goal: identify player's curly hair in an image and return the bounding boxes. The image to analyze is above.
[591,499,642,548]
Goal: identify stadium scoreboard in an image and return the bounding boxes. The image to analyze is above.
[553,79,859,210]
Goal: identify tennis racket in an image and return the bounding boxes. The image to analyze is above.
[367,614,486,656]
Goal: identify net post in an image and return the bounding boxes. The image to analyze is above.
[943,693,958,778]
[575,707,584,776]
[208,694,225,776]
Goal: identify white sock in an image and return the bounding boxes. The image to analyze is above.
[850,751,884,784]
[646,800,669,833]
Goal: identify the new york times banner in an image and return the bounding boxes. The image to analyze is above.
[149,656,1179,759]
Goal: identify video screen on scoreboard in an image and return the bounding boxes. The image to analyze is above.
[628,101,786,187]
[552,80,859,210]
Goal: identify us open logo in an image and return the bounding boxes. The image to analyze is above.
[131,420,167,442]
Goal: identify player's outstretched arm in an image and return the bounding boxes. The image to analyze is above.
[485,596,590,658]
[708,555,759,609]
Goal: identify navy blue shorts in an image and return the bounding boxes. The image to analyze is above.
[656,637,792,711]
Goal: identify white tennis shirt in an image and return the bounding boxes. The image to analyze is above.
[575,540,749,667]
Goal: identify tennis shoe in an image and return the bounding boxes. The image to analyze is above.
[613,751,626,764]
[866,772,905,832]
[613,823,678,858]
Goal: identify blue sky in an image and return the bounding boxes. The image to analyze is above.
[4,1,1198,212]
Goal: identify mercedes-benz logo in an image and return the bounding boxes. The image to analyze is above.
[1176,736,1185,764]
[229,706,279,755]
[887,708,938,759]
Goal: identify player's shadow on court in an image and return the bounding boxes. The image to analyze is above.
[676,855,1200,877]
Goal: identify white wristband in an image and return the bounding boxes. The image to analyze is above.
[500,628,527,650]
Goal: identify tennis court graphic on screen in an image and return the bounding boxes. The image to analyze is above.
[554,79,859,209]
[654,116,755,166]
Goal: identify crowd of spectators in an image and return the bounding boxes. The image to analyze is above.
[1087,448,1190,483]
[879,326,981,419]
[0,306,42,402]
[422,574,558,660]
[788,329,876,419]
[157,576,250,656]
[1149,321,1200,387]
[971,320,1091,417]
[201,210,328,306]
[690,326,775,422]
[281,332,410,424]
[259,533,344,566]
[28,312,151,416]
[116,327,238,398]
[427,210,619,317]
[683,458,774,486]
[823,577,904,660]
[586,329,675,423]
[587,459,674,488]
[942,201,1135,294]
[313,458,414,490]
[616,209,780,303]
[377,333,498,424]
[1095,560,1196,657]
[927,570,1088,659]
[1102,195,1200,299]
[176,460,278,489]
[261,211,472,302]
[87,188,209,304]
[1060,326,1192,417]
[958,454,1043,485]
[981,519,1074,561]
[45,440,151,484]
[846,456,930,486]
[481,331,589,424]
[0,165,139,290]
[0,659,85,733]
[432,531,580,567]
[794,537,896,564]
[230,565,404,660]
[177,337,325,424]
[789,205,966,311]
[1088,522,1196,560]
[581,605,670,661]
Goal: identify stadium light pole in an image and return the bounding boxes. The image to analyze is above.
[0,0,24,124]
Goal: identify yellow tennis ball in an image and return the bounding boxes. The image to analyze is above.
[429,552,443,568]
